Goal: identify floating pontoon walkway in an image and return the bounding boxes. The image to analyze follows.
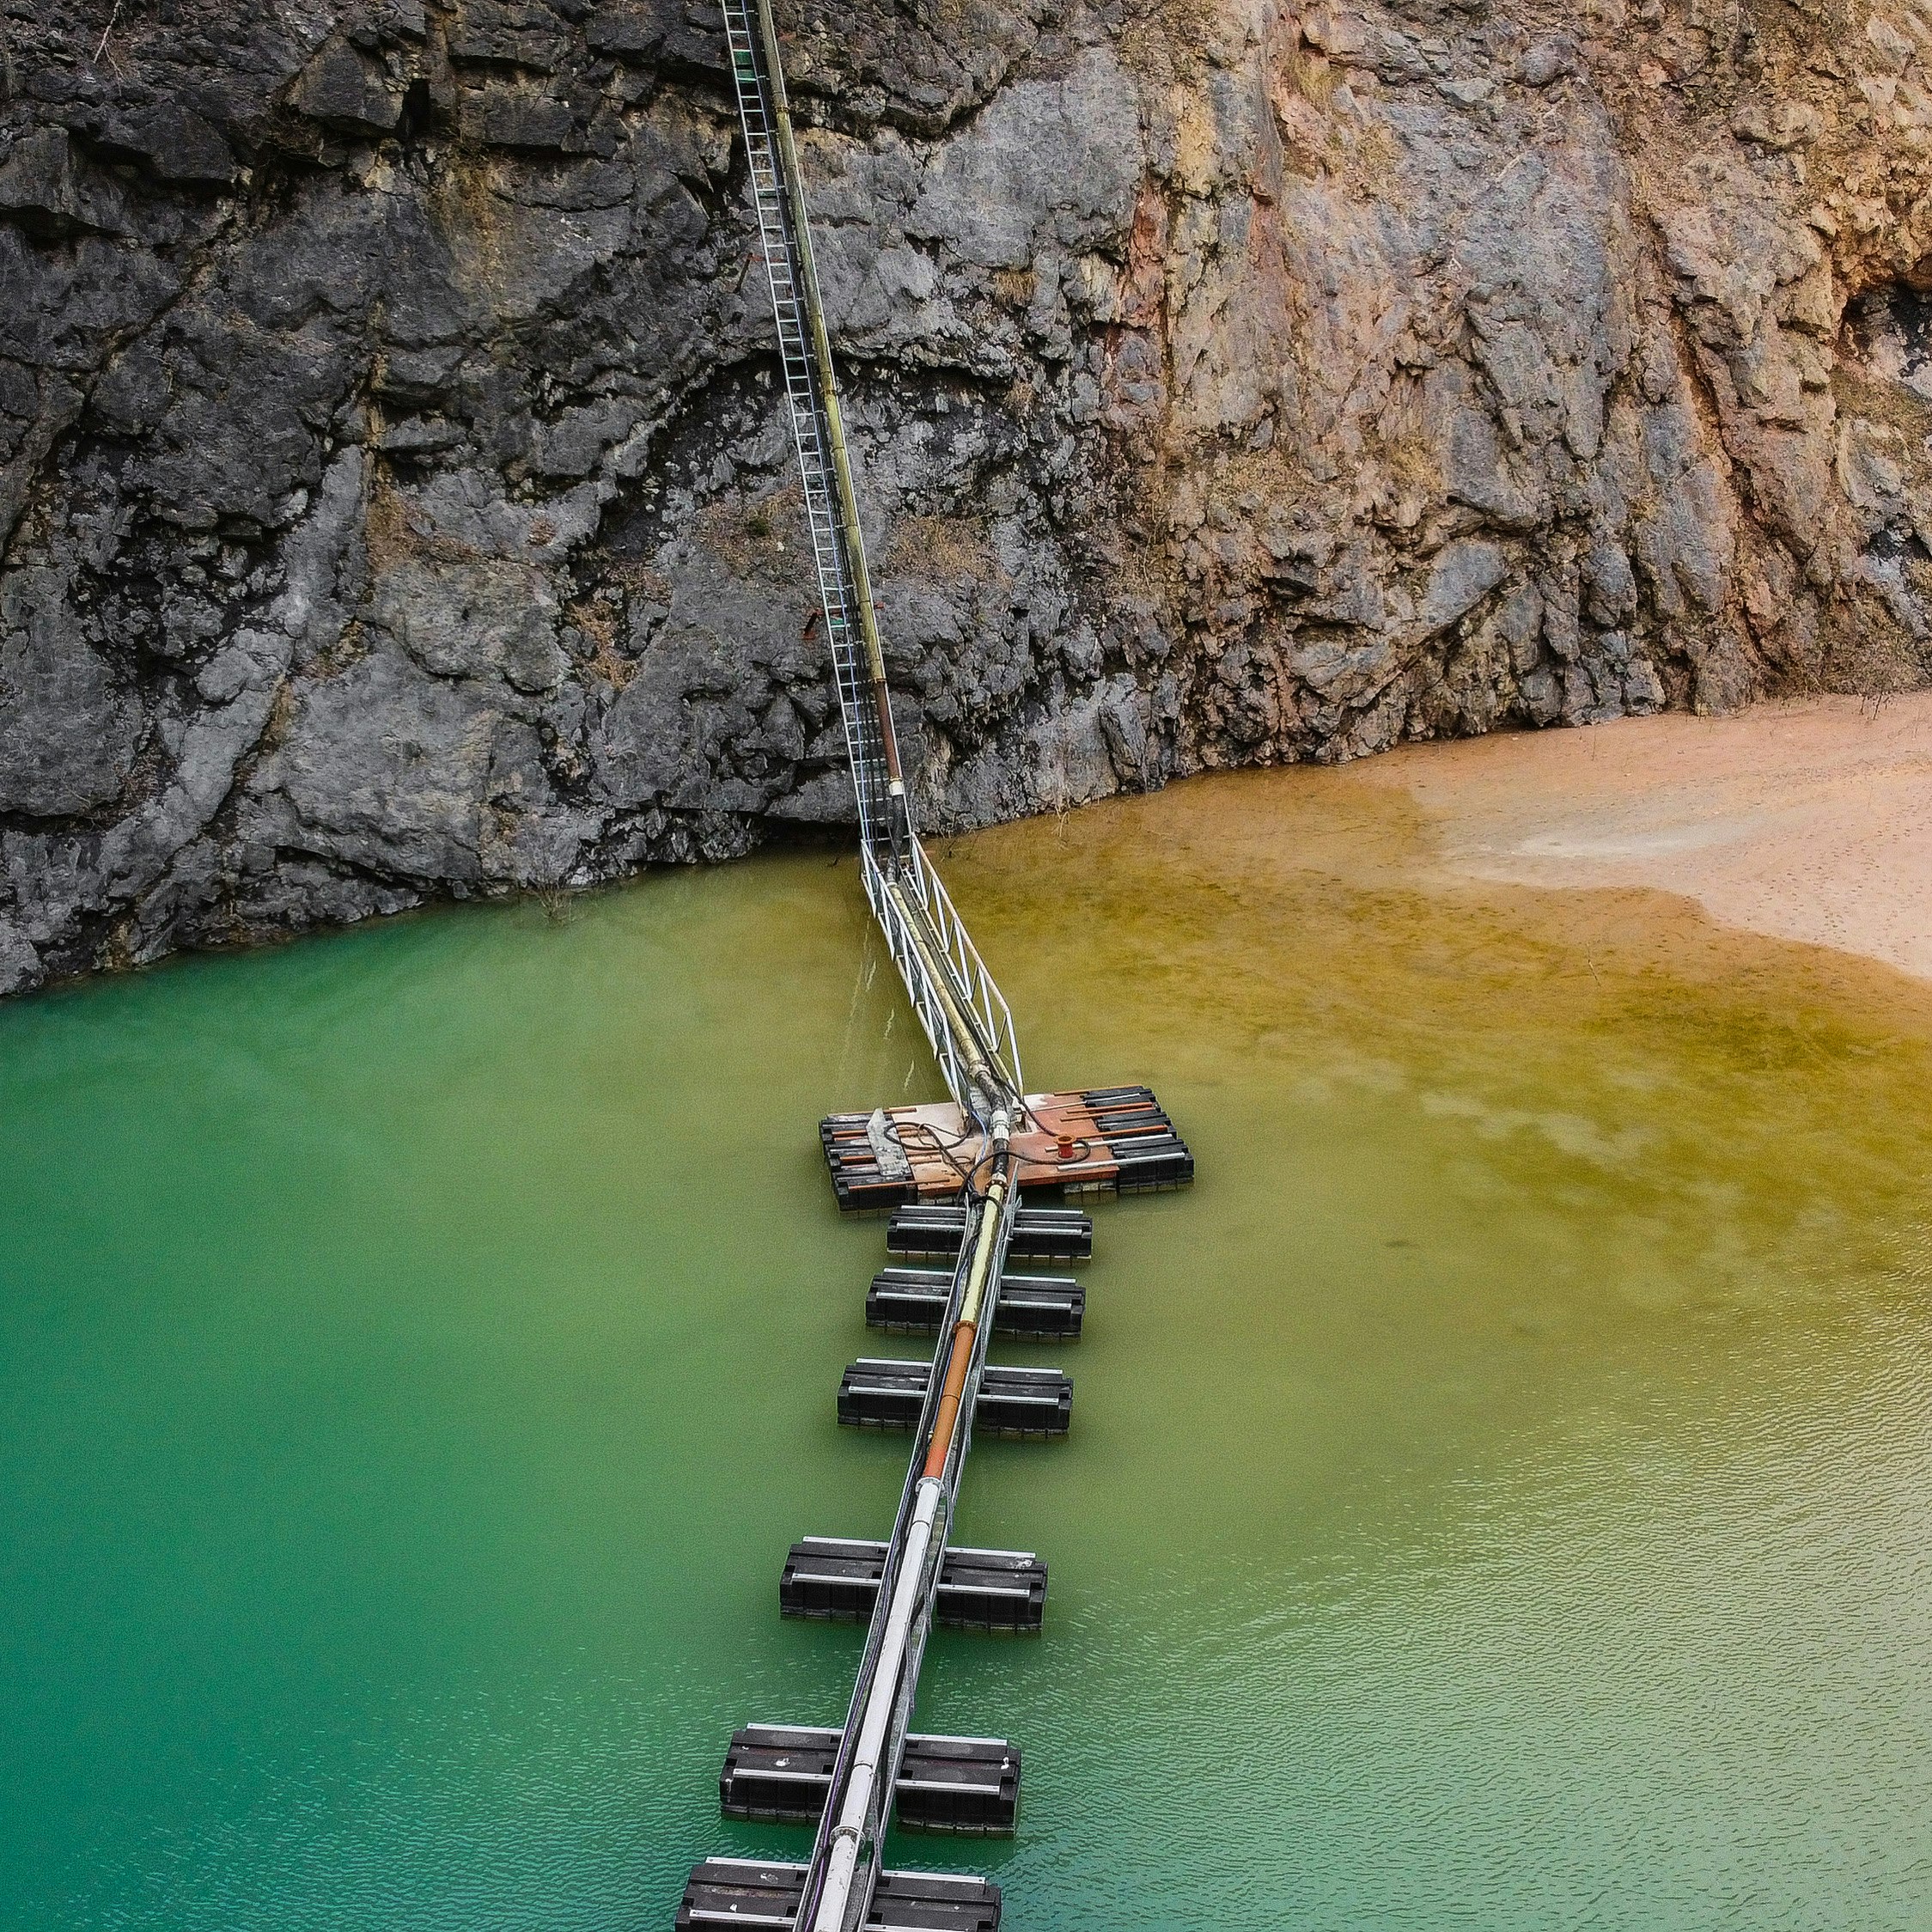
[675,1,1194,1923]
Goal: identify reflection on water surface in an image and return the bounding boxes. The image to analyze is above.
[3,767,1928,1929]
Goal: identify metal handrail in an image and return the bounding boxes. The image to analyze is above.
[860,844,1024,1109]
[859,850,966,1104]
[724,3,895,856]
[722,0,1026,1124]
[899,838,1022,1089]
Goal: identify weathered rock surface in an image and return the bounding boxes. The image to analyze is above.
[2,0,1929,994]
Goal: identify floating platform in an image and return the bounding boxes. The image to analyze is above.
[721,1723,1020,1833]
[887,1202,1093,1263]
[679,1858,1001,1930]
[780,1536,1048,1631]
[868,1266,1084,1338]
[822,1086,1193,1211]
[838,1359,1072,1436]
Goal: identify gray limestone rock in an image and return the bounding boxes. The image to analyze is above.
[0,915,40,996]
[369,560,568,694]
[289,40,404,136]
[0,570,140,816]
[249,647,585,887]
[0,0,1929,996]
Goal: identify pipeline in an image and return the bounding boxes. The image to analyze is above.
[807,1113,1014,1932]
[921,1156,1010,1481]
[724,10,1032,1923]
[792,1147,1002,1932]
[734,0,1025,1121]
[750,0,912,864]
[811,1472,940,1932]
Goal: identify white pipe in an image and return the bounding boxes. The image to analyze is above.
[813,1477,943,1932]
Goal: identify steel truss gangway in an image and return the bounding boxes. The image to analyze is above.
[676,5,1192,1927]
[719,0,1018,1131]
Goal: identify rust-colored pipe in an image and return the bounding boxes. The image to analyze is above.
[921,1317,978,1481]
[921,1156,1010,1480]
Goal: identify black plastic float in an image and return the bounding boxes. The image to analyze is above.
[838,1358,1072,1437]
[721,1723,1020,1834]
[886,1203,1094,1263]
[779,1536,1048,1632]
[677,1859,1002,1931]
[867,1266,1084,1338]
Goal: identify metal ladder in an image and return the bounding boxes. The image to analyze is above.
[722,0,894,856]
[721,0,1025,1118]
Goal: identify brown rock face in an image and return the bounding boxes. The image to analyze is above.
[0,0,1927,994]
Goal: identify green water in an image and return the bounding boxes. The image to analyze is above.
[3,771,1929,1930]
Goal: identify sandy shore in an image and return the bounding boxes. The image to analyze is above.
[1350,695,1932,985]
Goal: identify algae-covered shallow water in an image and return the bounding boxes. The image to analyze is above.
[3,769,1929,1931]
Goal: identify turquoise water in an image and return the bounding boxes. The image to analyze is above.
[3,772,1929,1929]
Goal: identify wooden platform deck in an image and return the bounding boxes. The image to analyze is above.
[820,1085,1193,1211]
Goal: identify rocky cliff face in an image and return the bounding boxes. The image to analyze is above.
[2,0,1929,994]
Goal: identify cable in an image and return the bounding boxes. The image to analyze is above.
[886,1117,980,1192]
